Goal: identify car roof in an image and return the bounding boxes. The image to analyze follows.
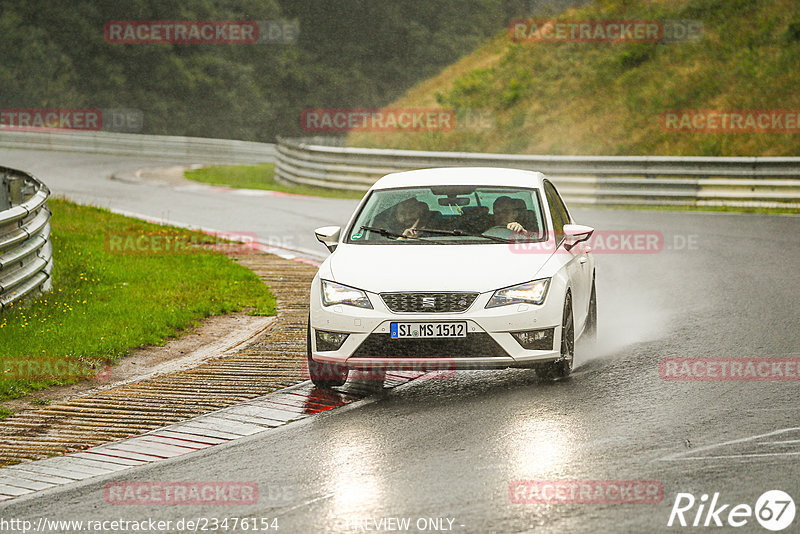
[370,167,547,190]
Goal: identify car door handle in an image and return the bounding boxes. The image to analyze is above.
[579,256,588,264]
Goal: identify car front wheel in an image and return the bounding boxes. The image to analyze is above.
[536,291,574,380]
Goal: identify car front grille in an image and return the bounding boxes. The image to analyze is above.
[380,292,478,313]
[351,333,508,358]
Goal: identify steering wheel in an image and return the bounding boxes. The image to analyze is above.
[482,225,515,238]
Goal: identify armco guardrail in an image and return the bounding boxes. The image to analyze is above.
[275,137,800,209]
[0,166,52,310]
[0,130,275,164]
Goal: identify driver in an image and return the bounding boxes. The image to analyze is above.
[492,196,528,233]
[389,198,440,238]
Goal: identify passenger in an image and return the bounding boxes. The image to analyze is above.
[492,196,529,233]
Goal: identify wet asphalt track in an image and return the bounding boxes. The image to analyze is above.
[1,148,799,533]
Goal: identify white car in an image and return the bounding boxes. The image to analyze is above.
[307,167,596,388]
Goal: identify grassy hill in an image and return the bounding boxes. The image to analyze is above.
[348,0,800,156]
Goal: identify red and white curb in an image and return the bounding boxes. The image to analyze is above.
[0,373,426,502]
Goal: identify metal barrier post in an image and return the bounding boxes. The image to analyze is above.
[0,172,8,210]
[8,176,23,206]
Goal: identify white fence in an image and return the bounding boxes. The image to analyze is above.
[0,167,52,310]
[0,130,276,164]
[275,137,800,209]
[3,131,798,209]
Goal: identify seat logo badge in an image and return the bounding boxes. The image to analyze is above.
[422,297,436,308]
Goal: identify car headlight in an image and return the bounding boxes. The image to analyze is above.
[321,280,373,309]
[486,279,550,308]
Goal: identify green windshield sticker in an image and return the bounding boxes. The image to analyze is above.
[351,232,363,239]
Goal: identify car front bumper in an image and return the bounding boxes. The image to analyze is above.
[309,277,564,371]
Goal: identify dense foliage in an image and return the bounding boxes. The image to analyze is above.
[0,0,533,141]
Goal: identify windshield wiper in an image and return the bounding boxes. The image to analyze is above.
[414,227,511,244]
[359,225,408,239]
[359,226,450,244]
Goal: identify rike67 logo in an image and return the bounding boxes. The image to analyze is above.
[668,490,795,531]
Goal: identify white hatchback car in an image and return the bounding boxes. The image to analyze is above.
[307,167,596,388]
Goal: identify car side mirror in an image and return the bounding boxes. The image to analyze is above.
[314,226,341,253]
[563,224,594,250]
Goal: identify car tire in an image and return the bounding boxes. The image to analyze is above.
[307,317,349,389]
[584,277,597,344]
[536,291,574,380]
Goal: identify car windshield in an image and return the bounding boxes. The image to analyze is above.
[346,185,547,244]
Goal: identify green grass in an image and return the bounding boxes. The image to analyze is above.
[184,163,365,199]
[340,0,800,215]
[0,198,277,409]
[348,0,800,157]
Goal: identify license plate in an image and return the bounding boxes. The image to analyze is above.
[390,322,467,339]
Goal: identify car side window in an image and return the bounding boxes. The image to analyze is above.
[549,182,572,226]
[543,182,566,242]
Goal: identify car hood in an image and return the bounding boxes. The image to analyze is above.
[328,243,555,293]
